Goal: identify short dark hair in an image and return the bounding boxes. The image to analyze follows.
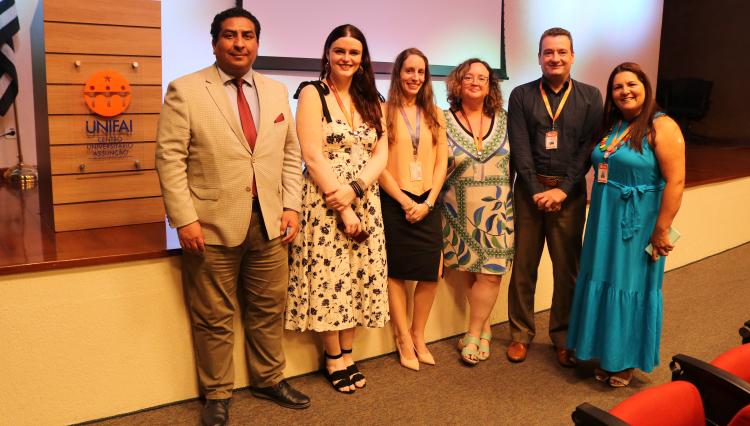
[210,8,261,44]
[538,27,573,55]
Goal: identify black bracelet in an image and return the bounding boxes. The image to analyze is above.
[349,181,364,198]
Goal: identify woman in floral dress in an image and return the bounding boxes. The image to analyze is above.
[285,24,388,393]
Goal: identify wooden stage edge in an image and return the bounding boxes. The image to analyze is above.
[1,140,749,276]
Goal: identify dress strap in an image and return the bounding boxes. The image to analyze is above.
[294,80,332,123]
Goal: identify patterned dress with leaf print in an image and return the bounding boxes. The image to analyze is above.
[440,109,514,274]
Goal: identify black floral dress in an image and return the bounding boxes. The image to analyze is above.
[285,81,389,332]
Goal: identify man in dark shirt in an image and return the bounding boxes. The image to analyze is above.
[506,27,603,366]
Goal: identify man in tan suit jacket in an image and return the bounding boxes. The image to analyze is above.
[155,8,308,425]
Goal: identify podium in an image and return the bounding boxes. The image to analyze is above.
[31,0,165,231]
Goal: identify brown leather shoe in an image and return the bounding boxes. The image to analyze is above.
[555,347,576,368]
[506,341,528,362]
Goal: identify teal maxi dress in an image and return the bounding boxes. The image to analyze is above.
[566,115,667,373]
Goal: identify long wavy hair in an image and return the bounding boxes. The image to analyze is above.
[446,58,503,117]
[320,24,383,139]
[386,48,442,145]
[600,62,659,153]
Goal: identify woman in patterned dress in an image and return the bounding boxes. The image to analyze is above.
[441,58,514,366]
[285,24,388,393]
[379,48,448,370]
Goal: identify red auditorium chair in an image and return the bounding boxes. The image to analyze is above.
[670,346,750,425]
[572,380,750,425]
[712,343,750,383]
[572,381,705,426]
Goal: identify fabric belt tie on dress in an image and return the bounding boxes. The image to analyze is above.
[606,180,665,240]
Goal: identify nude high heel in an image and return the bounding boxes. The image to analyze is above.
[395,338,419,371]
[415,348,436,365]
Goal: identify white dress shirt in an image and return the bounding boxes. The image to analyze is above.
[216,65,261,134]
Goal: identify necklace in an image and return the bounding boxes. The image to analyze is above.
[326,78,356,131]
[459,108,485,156]
[599,120,632,159]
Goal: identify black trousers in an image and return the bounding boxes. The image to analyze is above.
[507,181,586,347]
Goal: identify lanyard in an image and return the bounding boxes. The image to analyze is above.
[539,79,573,130]
[459,108,484,156]
[399,106,421,157]
[599,120,632,160]
[326,78,355,129]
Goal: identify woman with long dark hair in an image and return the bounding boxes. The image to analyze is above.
[285,24,388,393]
[379,48,447,370]
[566,62,685,387]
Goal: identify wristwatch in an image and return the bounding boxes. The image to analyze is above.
[424,200,434,211]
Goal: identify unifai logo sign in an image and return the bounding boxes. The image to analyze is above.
[83,70,134,158]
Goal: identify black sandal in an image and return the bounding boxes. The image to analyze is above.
[341,348,366,389]
[322,352,355,394]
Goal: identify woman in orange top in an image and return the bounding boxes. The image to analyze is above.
[379,48,448,371]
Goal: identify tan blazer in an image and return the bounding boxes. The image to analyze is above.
[156,65,302,247]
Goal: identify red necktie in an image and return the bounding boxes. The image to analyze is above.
[233,78,257,150]
[233,78,258,196]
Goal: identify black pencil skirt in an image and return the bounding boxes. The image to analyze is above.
[381,189,442,282]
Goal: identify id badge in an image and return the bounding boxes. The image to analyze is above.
[409,161,423,181]
[472,160,485,181]
[597,163,609,183]
[545,130,558,150]
[351,143,363,164]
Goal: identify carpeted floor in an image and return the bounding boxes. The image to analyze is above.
[87,243,750,426]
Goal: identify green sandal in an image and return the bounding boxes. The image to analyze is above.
[460,334,481,366]
[477,331,492,361]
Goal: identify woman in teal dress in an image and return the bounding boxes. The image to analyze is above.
[441,58,514,366]
[566,62,685,387]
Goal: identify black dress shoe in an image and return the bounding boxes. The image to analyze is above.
[250,380,311,409]
[201,398,230,426]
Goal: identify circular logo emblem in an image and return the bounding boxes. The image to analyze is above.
[83,70,132,117]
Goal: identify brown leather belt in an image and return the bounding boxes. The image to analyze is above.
[536,174,564,188]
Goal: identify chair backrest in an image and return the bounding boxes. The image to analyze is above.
[608,381,705,426]
[712,344,750,383]
[729,404,750,426]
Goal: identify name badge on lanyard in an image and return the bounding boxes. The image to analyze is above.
[545,130,558,150]
[540,80,572,151]
[597,163,609,183]
[473,160,485,181]
[400,106,423,181]
[410,159,423,181]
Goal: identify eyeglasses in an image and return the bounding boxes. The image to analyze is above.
[462,74,489,85]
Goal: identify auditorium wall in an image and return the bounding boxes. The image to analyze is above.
[658,0,750,140]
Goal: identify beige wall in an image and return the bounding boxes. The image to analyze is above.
[2,177,749,425]
[659,0,750,139]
